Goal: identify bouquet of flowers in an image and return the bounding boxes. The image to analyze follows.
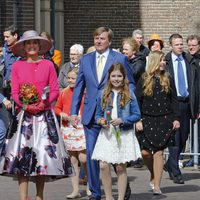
[106,110,121,146]
[19,83,39,105]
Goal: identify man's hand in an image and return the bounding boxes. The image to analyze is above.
[99,118,109,129]
[172,120,180,131]
[3,99,12,109]
[70,115,78,128]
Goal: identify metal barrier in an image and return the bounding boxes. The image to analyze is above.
[164,119,199,170]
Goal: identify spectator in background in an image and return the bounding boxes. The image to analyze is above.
[164,33,199,184]
[146,33,164,70]
[1,25,20,99]
[183,35,200,167]
[147,33,164,52]
[187,35,200,60]
[122,37,146,84]
[40,31,62,75]
[0,26,20,151]
[0,55,12,155]
[132,29,150,57]
[58,44,84,90]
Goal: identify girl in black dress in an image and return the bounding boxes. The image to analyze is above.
[135,51,180,195]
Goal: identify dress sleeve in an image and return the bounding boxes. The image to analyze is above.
[46,62,59,105]
[11,62,22,107]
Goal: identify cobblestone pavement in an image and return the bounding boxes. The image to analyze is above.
[0,166,200,200]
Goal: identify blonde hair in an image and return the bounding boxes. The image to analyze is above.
[68,67,79,75]
[102,63,130,109]
[143,51,170,96]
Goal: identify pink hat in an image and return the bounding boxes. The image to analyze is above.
[12,30,51,57]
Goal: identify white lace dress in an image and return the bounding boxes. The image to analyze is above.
[92,90,141,164]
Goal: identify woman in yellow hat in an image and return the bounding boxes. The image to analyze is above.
[147,33,164,52]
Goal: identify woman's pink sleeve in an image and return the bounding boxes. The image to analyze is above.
[11,63,22,107]
[47,64,59,104]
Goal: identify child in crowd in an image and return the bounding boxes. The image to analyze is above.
[54,68,89,199]
[92,63,141,200]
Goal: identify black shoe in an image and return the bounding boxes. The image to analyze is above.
[89,197,101,200]
[126,161,134,168]
[173,174,185,184]
[124,182,131,200]
[133,158,143,168]
[163,164,174,180]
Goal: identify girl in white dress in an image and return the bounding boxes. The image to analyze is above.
[92,63,141,200]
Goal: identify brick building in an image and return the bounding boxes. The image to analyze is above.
[0,0,200,63]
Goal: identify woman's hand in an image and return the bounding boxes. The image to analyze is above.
[110,118,123,126]
[25,101,45,115]
[172,120,180,131]
[136,121,143,132]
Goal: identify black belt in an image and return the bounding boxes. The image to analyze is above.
[177,96,189,102]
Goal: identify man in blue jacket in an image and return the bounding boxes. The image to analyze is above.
[71,27,135,200]
[1,25,20,98]
[0,25,19,155]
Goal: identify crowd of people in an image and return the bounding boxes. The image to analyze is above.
[0,24,199,200]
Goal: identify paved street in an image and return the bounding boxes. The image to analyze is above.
[0,166,200,200]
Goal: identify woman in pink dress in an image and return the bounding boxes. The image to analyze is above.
[0,30,74,200]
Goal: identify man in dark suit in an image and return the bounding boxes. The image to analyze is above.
[164,33,199,184]
[70,27,135,200]
[182,35,200,167]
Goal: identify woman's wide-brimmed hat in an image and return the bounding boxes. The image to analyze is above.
[12,30,52,57]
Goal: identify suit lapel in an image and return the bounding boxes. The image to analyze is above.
[90,52,99,85]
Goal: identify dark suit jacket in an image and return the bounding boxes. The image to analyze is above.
[165,51,199,118]
[70,49,135,125]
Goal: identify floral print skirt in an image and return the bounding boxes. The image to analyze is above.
[0,110,74,182]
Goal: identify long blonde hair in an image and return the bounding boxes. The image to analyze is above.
[143,51,170,96]
[102,63,130,109]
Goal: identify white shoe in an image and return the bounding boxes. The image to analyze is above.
[148,182,154,191]
[86,183,92,196]
[153,188,162,195]
[179,160,183,168]
[66,192,81,199]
